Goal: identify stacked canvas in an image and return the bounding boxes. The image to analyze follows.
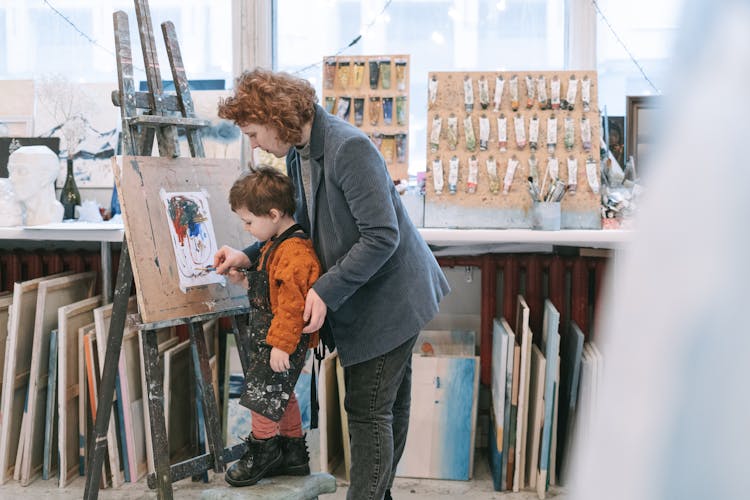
[397,330,481,480]
[488,297,599,499]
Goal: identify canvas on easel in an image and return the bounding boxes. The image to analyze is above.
[113,155,253,324]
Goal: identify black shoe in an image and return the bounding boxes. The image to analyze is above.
[384,489,393,500]
[276,434,310,476]
[225,434,283,487]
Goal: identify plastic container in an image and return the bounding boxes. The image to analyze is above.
[533,201,561,230]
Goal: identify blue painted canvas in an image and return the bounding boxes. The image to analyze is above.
[398,330,479,480]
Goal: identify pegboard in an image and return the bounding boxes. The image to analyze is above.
[424,71,602,229]
[321,54,410,181]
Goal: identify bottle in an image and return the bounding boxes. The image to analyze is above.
[60,157,81,220]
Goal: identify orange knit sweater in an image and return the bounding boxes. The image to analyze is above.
[257,235,321,354]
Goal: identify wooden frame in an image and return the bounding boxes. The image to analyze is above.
[334,357,351,482]
[536,300,561,495]
[526,344,545,489]
[93,297,137,487]
[19,271,96,485]
[57,295,102,487]
[321,54,411,181]
[557,321,584,483]
[83,329,111,488]
[626,95,661,177]
[0,272,72,483]
[139,331,178,474]
[163,339,196,463]
[114,155,252,324]
[42,329,58,481]
[119,318,150,482]
[77,322,95,481]
[0,292,11,416]
[222,333,251,449]
[513,296,532,492]
[318,352,344,476]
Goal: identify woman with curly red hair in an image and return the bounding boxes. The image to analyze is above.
[215,68,449,500]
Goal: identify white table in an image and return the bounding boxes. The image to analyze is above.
[418,228,631,249]
[0,222,125,302]
[0,223,632,302]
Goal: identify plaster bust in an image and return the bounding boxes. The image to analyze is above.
[8,145,64,225]
[0,179,23,226]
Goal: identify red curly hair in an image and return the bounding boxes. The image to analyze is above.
[218,68,317,145]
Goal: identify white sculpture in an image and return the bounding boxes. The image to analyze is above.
[8,145,64,225]
[0,179,23,226]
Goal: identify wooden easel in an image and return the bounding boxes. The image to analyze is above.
[83,1,250,498]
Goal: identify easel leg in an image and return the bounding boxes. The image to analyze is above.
[188,322,225,473]
[230,315,252,375]
[142,328,173,499]
[83,238,133,500]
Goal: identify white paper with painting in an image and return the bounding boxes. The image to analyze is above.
[159,189,224,292]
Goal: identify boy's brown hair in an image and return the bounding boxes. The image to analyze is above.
[218,68,317,145]
[229,166,296,216]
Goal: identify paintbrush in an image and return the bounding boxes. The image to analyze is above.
[195,265,249,273]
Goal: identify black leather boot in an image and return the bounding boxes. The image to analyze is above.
[277,434,310,476]
[225,434,283,487]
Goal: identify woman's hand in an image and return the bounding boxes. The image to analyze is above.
[302,288,327,333]
[270,347,290,372]
[213,245,251,284]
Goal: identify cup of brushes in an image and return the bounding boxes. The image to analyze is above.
[528,176,565,231]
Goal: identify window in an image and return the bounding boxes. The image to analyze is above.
[595,0,683,115]
[0,0,232,84]
[275,0,566,173]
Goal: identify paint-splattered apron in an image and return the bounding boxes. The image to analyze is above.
[239,224,310,422]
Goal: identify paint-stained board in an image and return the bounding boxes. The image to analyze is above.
[113,156,253,324]
[397,330,480,481]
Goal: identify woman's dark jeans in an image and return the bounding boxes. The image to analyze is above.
[344,335,418,500]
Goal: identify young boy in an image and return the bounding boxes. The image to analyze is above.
[218,166,321,487]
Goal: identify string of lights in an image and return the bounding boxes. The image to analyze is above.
[290,0,393,76]
[41,0,660,94]
[591,0,662,95]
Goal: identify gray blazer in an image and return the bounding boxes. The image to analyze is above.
[250,104,450,367]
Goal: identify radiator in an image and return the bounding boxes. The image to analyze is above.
[438,253,609,385]
[0,248,121,295]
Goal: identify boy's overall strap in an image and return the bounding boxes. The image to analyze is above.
[259,223,307,271]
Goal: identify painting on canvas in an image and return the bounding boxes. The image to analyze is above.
[34,79,121,188]
[159,189,224,291]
